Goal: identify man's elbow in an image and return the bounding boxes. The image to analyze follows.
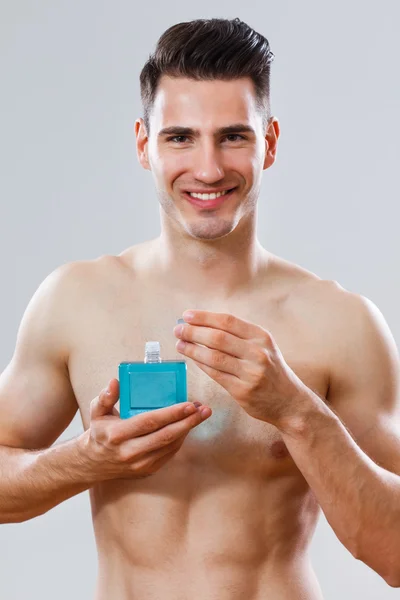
[355,544,400,588]
[0,512,30,525]
[0,506,45,525]
[384,571,400,589]
[375,560,400,588]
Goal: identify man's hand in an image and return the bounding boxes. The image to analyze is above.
[81,379,212,481]
[173,310,310,431]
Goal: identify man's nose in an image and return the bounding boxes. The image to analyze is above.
[192,143,225,183]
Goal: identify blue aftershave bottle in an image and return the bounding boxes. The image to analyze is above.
[119,340,188,419]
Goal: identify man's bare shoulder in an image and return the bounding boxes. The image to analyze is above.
[50,254,126,292]
[291,272,398,407]
[294,273,372,328]
[32,258,107,315]
[269,255,366,340]
[286,267,362,329]
[37,255,124,336]
[49,242,161,315]
[268,254,343,305]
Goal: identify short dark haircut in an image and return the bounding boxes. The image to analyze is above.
[140,17,275,135]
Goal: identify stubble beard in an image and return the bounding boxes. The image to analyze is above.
[158,189,246,241]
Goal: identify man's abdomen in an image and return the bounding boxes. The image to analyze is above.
[90,460,322,600]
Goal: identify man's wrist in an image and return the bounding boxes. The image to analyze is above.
[277,386,336,440]
[74,430,107,485]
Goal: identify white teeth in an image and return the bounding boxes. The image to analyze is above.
[189,190,229,200]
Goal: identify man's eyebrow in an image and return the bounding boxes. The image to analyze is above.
[158,123,256,137]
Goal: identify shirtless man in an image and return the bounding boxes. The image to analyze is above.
[1,17,400,599]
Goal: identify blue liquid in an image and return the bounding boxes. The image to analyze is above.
[119,360,187,419]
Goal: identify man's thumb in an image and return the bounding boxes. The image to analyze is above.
[90,378,120,419]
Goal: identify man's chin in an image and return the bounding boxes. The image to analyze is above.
[183,220,236,241]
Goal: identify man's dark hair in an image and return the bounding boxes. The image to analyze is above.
[140,17,275,135]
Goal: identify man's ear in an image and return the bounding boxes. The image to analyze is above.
[263,117,280,170]
[135,118,151,171]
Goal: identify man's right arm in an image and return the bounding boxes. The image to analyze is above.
[0,260,211,523]
[0,262,96,523]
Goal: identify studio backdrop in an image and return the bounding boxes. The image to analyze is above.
[0,1,399,599]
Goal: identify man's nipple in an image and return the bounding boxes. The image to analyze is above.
[270,440,289,459]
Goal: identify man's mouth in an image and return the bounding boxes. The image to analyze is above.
[186,188,235,200]
[183,187,237,209]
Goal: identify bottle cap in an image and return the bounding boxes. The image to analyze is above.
[144,341,161,363]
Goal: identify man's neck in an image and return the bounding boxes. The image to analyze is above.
[150,229,271,303]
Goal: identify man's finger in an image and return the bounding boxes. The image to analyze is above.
[115,400,204,439]
[90,378,120,419]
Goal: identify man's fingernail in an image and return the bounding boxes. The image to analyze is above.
[183,311,194,321]
[174,324,184,336]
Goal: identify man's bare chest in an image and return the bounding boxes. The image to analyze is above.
[67,270,330,478]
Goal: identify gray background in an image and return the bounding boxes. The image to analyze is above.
[1,1,399,598]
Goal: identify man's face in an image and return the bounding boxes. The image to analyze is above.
[135,75,279,241]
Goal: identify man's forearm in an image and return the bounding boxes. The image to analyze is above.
[0,436,97,523]
[280,390,400,587]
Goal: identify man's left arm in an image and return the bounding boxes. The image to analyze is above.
[280,289,400,587]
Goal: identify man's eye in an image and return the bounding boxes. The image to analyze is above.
[225,134,245,142]
[167,136,189,143]
[167,134,245,144]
